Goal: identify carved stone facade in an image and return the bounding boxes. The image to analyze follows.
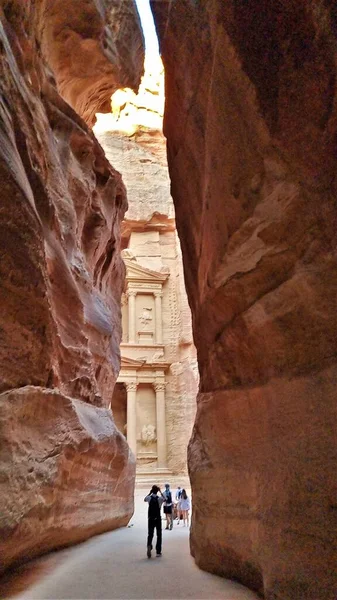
[110,232,198,478]
[95,56,198,478]
[118,258,170,473]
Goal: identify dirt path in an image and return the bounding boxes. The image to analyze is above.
[8,489,259,599]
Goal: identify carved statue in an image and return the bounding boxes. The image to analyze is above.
[141,424,156,446]
[139,307,153,329]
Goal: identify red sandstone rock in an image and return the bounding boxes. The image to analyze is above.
[0,386,135,574]
[0,0,143,572]
[36,0,144,126]
[151,1,337,598]
[0,0,130,404]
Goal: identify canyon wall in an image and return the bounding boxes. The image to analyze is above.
[0,0,144,573]
[151,1,337,599]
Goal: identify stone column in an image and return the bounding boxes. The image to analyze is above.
[127,290,137,343]
[154,382,167,469]
[154,290,163,344]
[126,382,137,457]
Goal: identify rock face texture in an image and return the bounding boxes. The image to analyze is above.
[0,0,143,573]
[94,58,198,477]
[95,59,171,223]
[0,387,133,573]
[37,0,144,125]
[151,1,337,599]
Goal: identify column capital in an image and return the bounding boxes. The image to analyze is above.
[154,382,166,392]
[125,381,138,392]
[126,289,137,298]
[154,290,163,298]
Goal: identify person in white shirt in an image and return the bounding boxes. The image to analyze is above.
[175,486,182,524]
[180,489,191,527]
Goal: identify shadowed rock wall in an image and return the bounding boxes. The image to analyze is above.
[0,0,144,573]
[151,1,337,599]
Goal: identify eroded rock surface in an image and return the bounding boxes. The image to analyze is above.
[36,0,144,125]
[0,0,143,572]
[151,1,337,598]
[0,386,134,573]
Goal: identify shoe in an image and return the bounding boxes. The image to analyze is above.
[147,546,152,558]
[156,552,162,557]
[170,524,173,530]
[165,526,169,530]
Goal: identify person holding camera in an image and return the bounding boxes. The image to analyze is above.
[144,485,165,558]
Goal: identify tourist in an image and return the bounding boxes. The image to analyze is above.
[144,485,165,558]
[180,489,191,527]
[175,486,182,524]
[163,482,173,530]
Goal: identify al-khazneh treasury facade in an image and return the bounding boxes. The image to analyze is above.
[94,57,198,478]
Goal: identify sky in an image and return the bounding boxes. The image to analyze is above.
[135,0,160,56]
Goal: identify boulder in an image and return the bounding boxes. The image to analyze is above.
[0,386,135,574]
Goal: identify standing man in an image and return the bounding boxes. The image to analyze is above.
[163,482,173,530]
[144,485,165,558]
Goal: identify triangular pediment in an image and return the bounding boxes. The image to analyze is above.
[120,355,146,367]
[119,353,171,371]
[124,258,169,282]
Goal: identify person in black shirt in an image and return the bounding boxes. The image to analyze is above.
[162,483,173,530]
[144,485,165,558]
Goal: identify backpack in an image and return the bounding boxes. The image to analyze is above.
[166,490,172,505]
[148,494,160,519]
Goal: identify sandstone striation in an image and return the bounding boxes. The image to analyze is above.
[0,0,143,572]
[151,1,337,599]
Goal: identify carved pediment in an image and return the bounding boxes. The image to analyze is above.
[123,258,169,283]
[120,356,146,368]
[120,352,171,371]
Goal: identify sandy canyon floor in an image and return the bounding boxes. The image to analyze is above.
[2,488,259,599]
